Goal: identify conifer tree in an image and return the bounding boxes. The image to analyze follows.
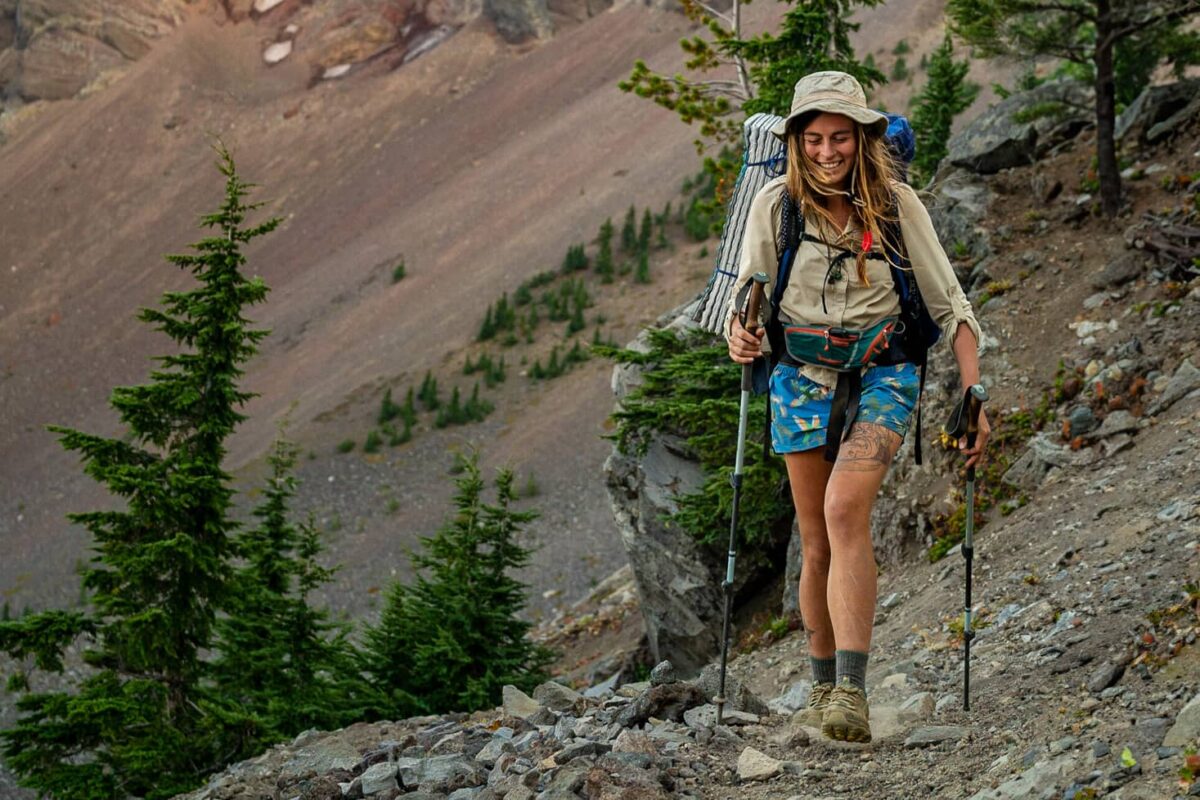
[638,208,653,255]
[595,218,615,282]
[360,455,554,716]
[948,0,1199,216]
[403,387,418,425]
[621,205,638,253]
[909,34,979,185]
[379,387,402,423]
[436,387,463,428]
[478,304,496,341]
[620,0,884,211]
[561,243,588,273]
[568,303,586,334]
[211,438,362,745]
[419,371,440,411]
[0,146,275,800]
[495,292,515,332]
[635,251,651,284]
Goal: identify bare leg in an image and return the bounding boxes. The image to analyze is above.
[823,422,903,652]
[783,449,835,658]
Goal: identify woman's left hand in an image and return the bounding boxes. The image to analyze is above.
[960,408,990,469]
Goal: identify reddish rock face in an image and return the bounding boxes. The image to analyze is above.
[282,0,434,71]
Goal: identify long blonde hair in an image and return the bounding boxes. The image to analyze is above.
[785,113,903,284]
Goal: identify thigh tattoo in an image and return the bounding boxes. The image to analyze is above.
[834,424,899,473]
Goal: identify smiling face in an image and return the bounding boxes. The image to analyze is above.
[801,112,858,188]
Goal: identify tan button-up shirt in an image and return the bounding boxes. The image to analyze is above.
[725,175,982,388]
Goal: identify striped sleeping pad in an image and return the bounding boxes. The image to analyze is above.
[692,112,786,335]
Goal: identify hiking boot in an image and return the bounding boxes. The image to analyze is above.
[794,681,833,728]
[821,680,871,743]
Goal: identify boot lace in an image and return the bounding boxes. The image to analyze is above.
[807,682,833,709]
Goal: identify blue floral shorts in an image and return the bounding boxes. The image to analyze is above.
[769,362,921,454]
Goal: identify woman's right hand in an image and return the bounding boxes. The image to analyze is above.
[728,315,765,364]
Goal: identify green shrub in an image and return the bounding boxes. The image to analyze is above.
[337,439,355,454]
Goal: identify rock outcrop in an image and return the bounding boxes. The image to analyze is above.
[603,307,788,676]
[0,0,185,101]
[1117,78,1200,145]
[947,79,1093,174]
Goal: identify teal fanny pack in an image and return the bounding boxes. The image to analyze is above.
[782,317,899,371]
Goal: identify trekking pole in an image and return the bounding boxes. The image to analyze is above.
[715,272,768,727]
[954,384,987,712]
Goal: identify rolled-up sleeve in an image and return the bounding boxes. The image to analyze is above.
[895,183,982,349]
[723,177,786,342]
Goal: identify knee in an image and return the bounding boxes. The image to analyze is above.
[795,516,831,570]
[803,541,831,573]
[823,493,866,539]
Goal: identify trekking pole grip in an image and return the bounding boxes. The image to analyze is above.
[964,384,987,482]
[740,273,769,393]
[743,272,769,335]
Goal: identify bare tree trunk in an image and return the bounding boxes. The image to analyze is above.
[1094,0,1122,218]
[733,0,752,102]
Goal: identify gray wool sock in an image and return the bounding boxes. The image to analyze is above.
[835,650,869,693]
[810,656,836,686]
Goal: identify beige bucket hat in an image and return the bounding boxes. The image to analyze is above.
[770,71,888,141]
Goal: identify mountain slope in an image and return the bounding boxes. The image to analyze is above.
[0,2,708,612]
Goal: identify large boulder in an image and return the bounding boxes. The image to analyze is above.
[1116,78,1200,144]
[604,307,786,675]
[605,433,721,676]
[484,0,552,42]
[926,167,994,265]
[947,80,1092,174]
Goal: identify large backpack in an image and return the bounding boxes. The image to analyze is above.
[693,111,940,463]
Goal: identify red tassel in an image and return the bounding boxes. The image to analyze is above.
[862,229,873,253]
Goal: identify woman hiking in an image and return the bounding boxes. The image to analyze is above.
[726,71,989,743]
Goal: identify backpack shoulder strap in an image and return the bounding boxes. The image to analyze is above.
[880,204,933,465]
[773,191,804,310]
[763,191,803,369]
